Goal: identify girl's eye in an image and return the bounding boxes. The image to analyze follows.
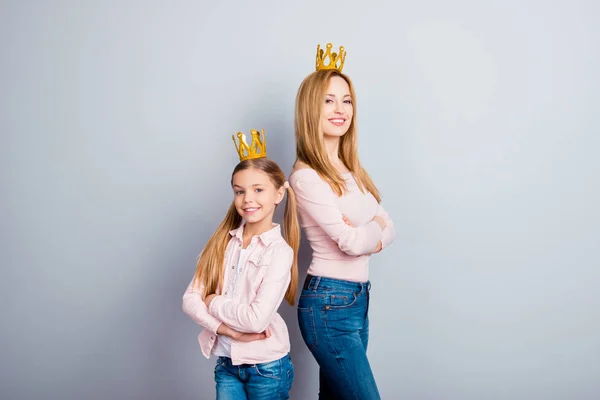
[235,190,244,195]
[255,188,263,193]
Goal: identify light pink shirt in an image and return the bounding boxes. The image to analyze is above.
[289,169,395,282]
[182,224,293,365]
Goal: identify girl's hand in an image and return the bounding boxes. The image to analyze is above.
[203,293,217,307]
[236,327,272,342]
[217,324,271,342]
[234,331,269,342]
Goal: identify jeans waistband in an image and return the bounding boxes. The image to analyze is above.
[303,274,371,293]
[217,354,290,368]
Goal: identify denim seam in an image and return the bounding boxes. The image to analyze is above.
[320,287,356,294]
[299,293,326,299]
[323,301,363,399]
[298,306,319,350]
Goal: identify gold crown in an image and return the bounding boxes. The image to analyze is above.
[232,129,267,161]
[316,42,346,72]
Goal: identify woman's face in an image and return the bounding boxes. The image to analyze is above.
[321,76,353,139]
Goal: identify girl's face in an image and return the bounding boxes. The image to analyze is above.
[321,76,353,139]
[232,168,284,229]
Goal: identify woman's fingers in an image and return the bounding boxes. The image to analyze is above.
[342,215,353,226]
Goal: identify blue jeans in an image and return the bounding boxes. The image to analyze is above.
[297,275,380,400]
[214,354,294,400]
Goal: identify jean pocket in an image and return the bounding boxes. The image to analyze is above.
[326,291,357,309]
[214,361,229,380]
[254,358,282,380]
[297,306,318,350]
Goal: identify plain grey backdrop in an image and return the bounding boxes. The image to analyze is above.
[1,0,599,399]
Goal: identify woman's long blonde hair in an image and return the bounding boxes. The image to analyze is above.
[192,158,300,306]
[295,69,381,202]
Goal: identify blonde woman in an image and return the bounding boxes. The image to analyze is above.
[290,44,395,399]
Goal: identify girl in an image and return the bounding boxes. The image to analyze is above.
[182,140,299,400]
[290,43,395,399]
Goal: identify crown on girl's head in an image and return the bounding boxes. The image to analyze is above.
[316,42,346,72]
[232,129,267,161]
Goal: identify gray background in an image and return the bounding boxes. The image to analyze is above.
[1,1,599,399]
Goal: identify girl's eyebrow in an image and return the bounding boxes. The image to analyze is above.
[233,184,265,189]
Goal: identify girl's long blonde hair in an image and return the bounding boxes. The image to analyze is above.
[295,69,381,202]
[192,158,300,306]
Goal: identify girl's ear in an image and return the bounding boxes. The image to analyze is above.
[275,186,285,205]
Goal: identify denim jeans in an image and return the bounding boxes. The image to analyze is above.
[214,353,294,400]
[297,275,380,400]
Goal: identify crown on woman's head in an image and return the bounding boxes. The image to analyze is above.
[232,129,267,161]
[316,42,346,72]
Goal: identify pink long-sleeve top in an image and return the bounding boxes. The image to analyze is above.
[289,168,395,282]
[181,224,292,365]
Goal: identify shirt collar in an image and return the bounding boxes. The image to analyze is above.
[229,223,283,246]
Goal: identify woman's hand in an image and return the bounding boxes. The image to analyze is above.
[343,214,383,254]
[203,293,217,307]
[372,215,386,231]
[344,214,386,231]
[217,324,272,342]
[371,241,383,254]
[342,215,354,227]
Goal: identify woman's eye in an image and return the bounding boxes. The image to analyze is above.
[255,188,263,193]
[235,190,244,195]
[344,100,352,104]
[325,99,333,104]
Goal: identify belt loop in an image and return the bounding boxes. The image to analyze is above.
[312,276,321,292]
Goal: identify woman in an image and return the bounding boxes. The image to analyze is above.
[289,43,395,399]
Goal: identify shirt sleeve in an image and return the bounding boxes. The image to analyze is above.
[291,171,383,256]
[376,204,395,250]
[181,278,223,335]
[208,245,292,333]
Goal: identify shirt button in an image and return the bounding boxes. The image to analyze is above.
[232,266,235,269]
[210,336,214,340]
[225,292,228,295]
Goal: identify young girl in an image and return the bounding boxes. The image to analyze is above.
[182,130,299,400]
[290,43,395,399]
